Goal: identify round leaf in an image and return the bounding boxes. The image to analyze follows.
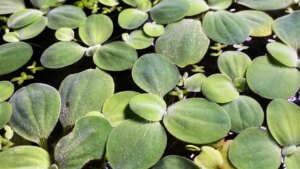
[0,102,12,129]
[150,0,190,24]
[153,155,199,169]
[47,5,86,30]
[16,16,47,40]
[236,10,273,37]
[246,56,300,99]
[99,0,119,6]
[93,41,138,71]
[164,98,231,144]
[273,10,300,49]
[155,19,210,68]
[123,30,154,50]
[9,83,61,144]
[0,42,33,76]
[186,0,209,16]
[237,0,293,10]
[208,0,232,10]
[267,42,298,67]
[202,74,239,104]
[30,0,62,8]
[0,146,51,169]
[103,91,140,126]
[184,73,206,92]
[217,51,252,80]
[118,8,148,29]
[143,22,164,37]
[286,149,300,169]
[59,69,114,127]
[0,81,14,102]
[7,9,43,29]
[203,10,250,45]
[40,42,86,68]
[0,0,25,14]
[55,116,112,169]
[122,0,147,7]
[79,14,113,46]
[132,53,180,97]
[228,127,282,169]
[129,93,166,121]
[55,27,74,41]
[107,120,167,169]
[267,99,300,146]
[222,96,264,133]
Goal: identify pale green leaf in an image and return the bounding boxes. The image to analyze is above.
[99,0,119,6]
[153,155,199,169]
[124,30,154,50]
[0,81,14,102]
[7,9,43,29]
[208,0,232,10]
[186,0,209,16]
[237,0,293,10]
[184,73,206,92]
[118,8,148,29]
[267,42,298,67]
[194,146,224,169]
[55,27,74,41]
[286,149,300,169]
[16,16,47,40]
[0,102,12,129]
[0,0,25,14]
[143,22,164,37]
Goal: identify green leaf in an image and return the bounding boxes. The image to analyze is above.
[186,0,209,16]
[122,0,147,7]
[217,51,252,80]
[118,8,148,29]
[102,91,140,126]
[124,30,154,50]
[79,14,113,46]
[55,116,112,169]
[237,0,293,10]
[150,0,190,24]
[267,99,300,146]
[0,146,51,169]
[132,53,180,97]
[93,41,138,71]
[267,42,298,67]
[184,73,206,92]
[0,81,14,102]
[153,155,199,169]
[194,146,224,169]
[228,128,282,169]
[0,42,33,76]
[59,69,114,127]
[47,5,86,30]
[155,19,210,68]
[55,27,74,41]
[40,42,86,68]
[222,96,264,133]
[236,10,273,37]
[9,83,61,144]
[273,10,300,50]
[203,10,250,45]
[286,149,300,169]
[7,9,43,29]
[202,74,239,104]
[107,120,167,169]
[0,102,12,129]
[3,32,20,43]
[30,0,62,8]
[99,0,119,6]
[246,56,300,99]
[207,0,232,10]
[129,93,166,122]
[164,98,231,144]
[0,0,25,14]
[15,16,47,40]
[143,22,164,37]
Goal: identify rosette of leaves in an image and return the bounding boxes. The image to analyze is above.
[228,99,300,169]
[41,14,138,71]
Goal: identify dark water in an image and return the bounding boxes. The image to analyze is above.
[1,1,300,168]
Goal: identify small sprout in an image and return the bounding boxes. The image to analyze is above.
[27,61,45,74]
[11,72,34,85]
[4,125,13,140]
[0,16,7,22]
[191,65,205,73]
[102,6,122,14]
[178,72,189,86]
[185,145,201,152]
[285,7,294,14]
[169,87,188,100]
[210,43,227,57]
[122,33,130,42]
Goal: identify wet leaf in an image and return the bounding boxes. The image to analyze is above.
[59,69,114,127]
[156,19,210,68]
[107,120,167,169]
[132,53,180,97]
[9,83,61,144]
[246,56,300,99]
[164,98,231,144]
[41,42,86,68]
[267,99,300,146]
